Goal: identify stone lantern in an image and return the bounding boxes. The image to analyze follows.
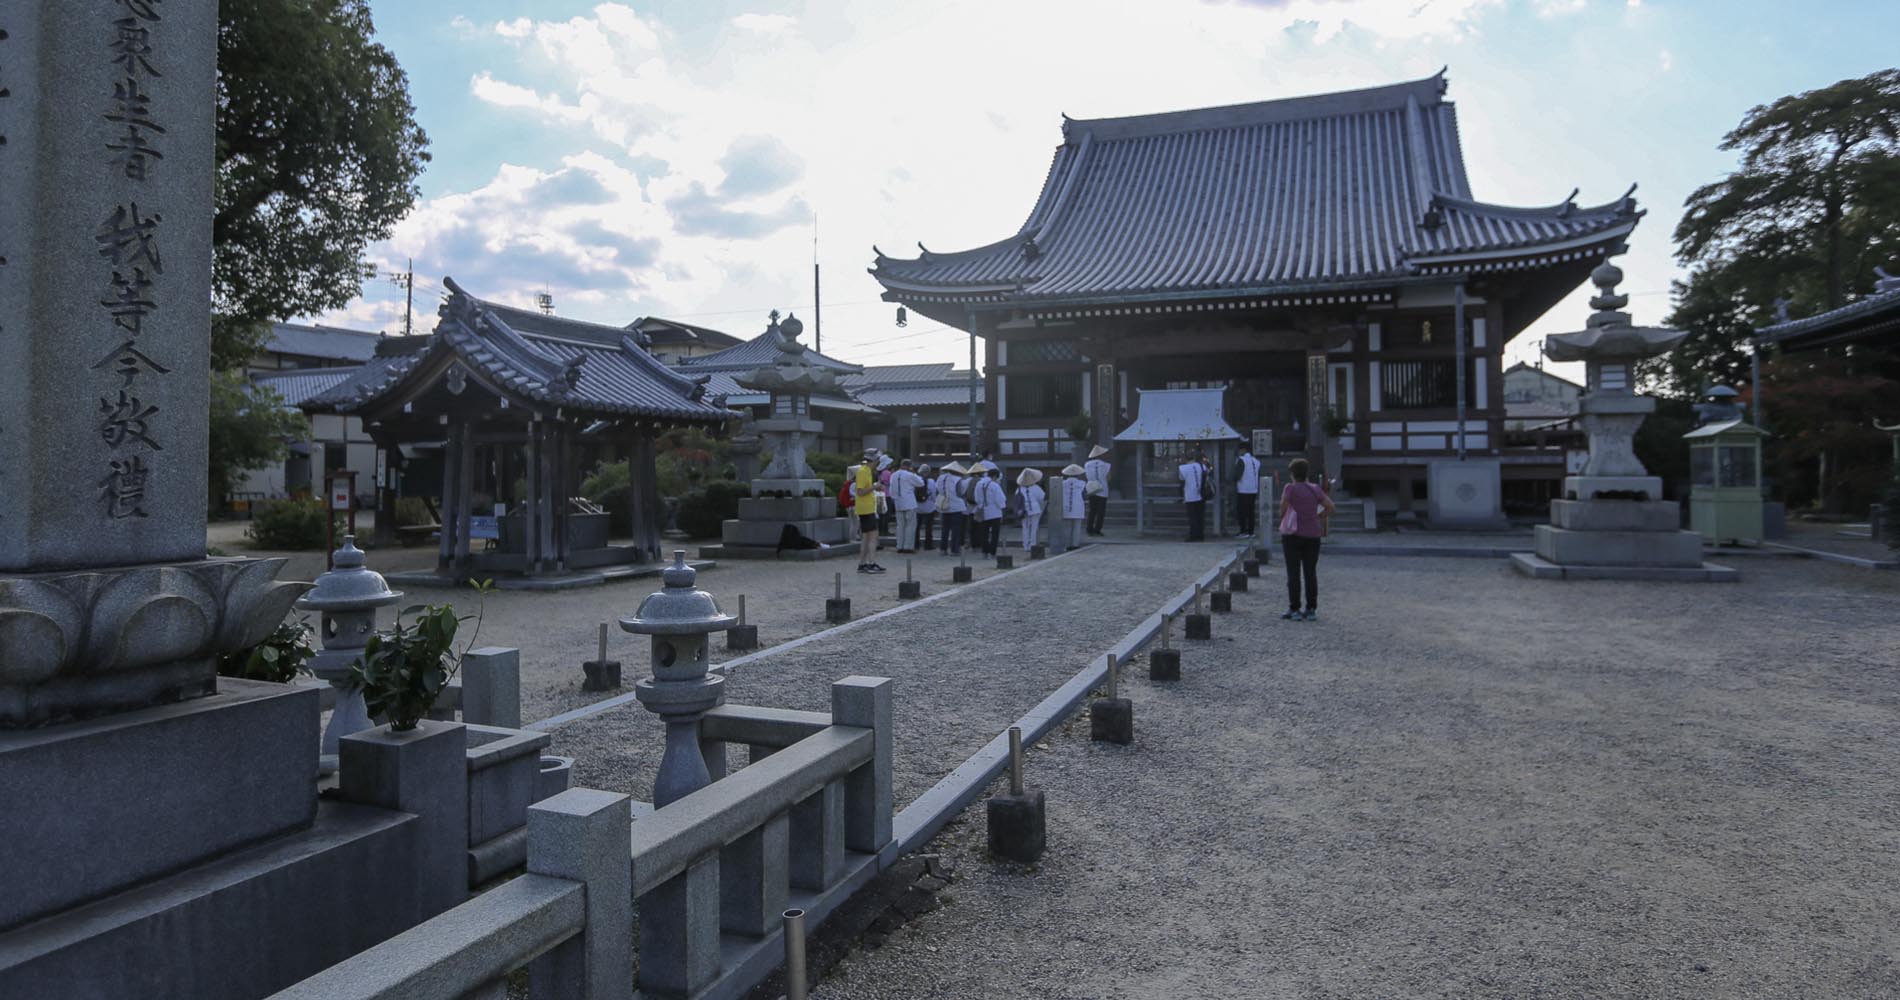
[621,551,735,807]
[297,535,402,773]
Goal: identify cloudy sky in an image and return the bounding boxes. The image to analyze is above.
[322,0,1897,376]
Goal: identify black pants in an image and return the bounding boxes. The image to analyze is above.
[942,512,964,554]
[919,512,936,551]
[1186,500,1206,541]
[1086,494,1107,535]
[1283,535,1320,611]
[977,517,1000,556]
[1237,493,1257,535]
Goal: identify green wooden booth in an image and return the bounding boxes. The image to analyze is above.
[1685,419,1767,545]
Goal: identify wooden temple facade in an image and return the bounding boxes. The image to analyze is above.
[304,278,732,582]
[870,72,1642,514]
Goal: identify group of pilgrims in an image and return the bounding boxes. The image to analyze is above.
[843,444,1114,574]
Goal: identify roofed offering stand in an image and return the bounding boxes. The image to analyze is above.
[304,279,734,588]
[1113,388,1245,535]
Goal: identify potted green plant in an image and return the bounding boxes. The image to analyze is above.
[219,618,316,683]
[350,581,492,731]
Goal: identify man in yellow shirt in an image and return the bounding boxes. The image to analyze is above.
[852,448,885,573]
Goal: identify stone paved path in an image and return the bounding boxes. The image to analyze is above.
[820,553,1900,999]
[545,541,1223,806]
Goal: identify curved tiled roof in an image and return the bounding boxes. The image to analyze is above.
[871,72,1639,307]
[303,278,734,424]
[252,367,362,407]
[1756,284,1900,349]
[675,318,862,374]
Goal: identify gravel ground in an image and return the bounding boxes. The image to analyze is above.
[543,542,1222,804]
[224,518,1120,724]
[820,553,1900,1000]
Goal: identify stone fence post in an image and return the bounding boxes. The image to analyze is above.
[526,789,634,1000]
[832,676,893,854]
[461,647,522,729]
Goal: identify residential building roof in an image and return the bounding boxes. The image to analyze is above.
[303,278,734,424]
[627,316,744,352]
[252,367,360,408]
[262,322,383,364]
[839,364,983,408]
[871,71,1640,318]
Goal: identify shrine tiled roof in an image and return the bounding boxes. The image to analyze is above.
[871,71,1640,313]
[1755,281,1900,350]
[303,278,734,424]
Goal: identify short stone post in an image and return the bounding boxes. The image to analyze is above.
[726,595,759,651]
[1210,575,1233,614]
[621,552,733,808]
[527,789,634,1000]
[462,647,521,728]
[825,573,851,624]
[1090,653,1133,745]
[898,560,922,600]
[1030,543,1048,560]
[582,623,622,690]
[1185,584,1213,639]
[1244,556,1261,577]
[338,721,470,922]
[720,812,788,938]
[987,726,1046,863]
[996,552,1015,570]
[638,852,722,998]
[833,676,894,854]
[1229,548,1250,592]
[789,780,846,890]
[953,546,974,583]
[1150,615,1181,681]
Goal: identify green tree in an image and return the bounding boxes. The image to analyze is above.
[1655,69,1900,397]
[214,0,429,367]
[209,372,310,510]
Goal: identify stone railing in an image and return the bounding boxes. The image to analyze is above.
[270,675,893,1000]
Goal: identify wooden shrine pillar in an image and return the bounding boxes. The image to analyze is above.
[628,431,662,562]
[438,422,461,571]
[454,419,476,575]
[552,425,571,572]
[536,421,557,575]
[524,420,543,574]
[371,432,399,549]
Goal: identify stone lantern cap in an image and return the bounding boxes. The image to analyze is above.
[736,313,841,396]
[1543,259,1688,364]
[295,536,402,612]
[620,552,736,636]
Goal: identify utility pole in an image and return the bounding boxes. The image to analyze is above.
[376,258,415,336]
[812,215,822,354]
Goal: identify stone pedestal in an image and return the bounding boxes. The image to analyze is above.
[1090,697,1133,744]
[338,721,471,922]
[0,679,317,930]
[1244,559,1261,577]
[1426,459,1508,530]
[582,658,623,690]
[1210,591,1232,613]
[724,625,759,651]
[995,554,1014,570]
[825,597,851,624]
[952,565,974,583]
[1030,544,1047,560]
[1149,649,1181,681]
[986,790,1046,863]
[1228,571,1248,592]
[897,580,922,599]
[1185,613,1212,640]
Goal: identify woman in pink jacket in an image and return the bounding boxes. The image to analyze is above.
[1279,457,1336,622]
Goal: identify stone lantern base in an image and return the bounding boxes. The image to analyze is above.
[1512,499,1737,582]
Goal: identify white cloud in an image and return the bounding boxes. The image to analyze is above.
[1659,48,1673,72]
[319,0,1683,363]
[731,12,798,35]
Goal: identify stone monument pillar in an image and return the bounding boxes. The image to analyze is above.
[0,0,306,727]
[1511,258,1735,581]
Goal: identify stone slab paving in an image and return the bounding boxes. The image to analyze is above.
[543,542,1223,805]
[819,554,1900,999]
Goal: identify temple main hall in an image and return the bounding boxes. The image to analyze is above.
[870,71,1642,517]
